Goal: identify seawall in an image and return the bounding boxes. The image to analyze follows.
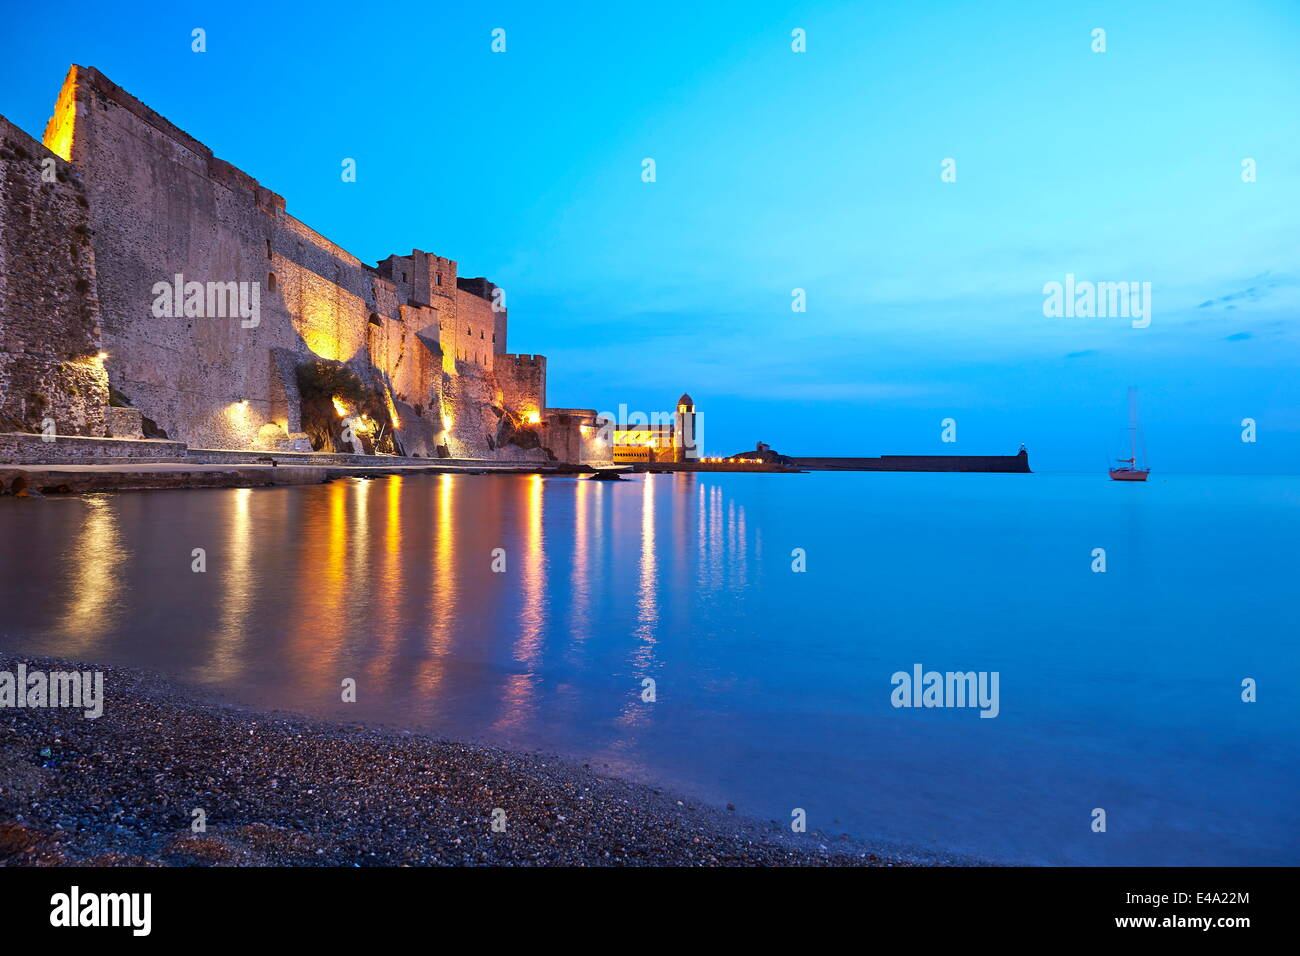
[796,450,1031,473]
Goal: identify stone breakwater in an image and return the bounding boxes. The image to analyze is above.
[0,655,979,867]
[795,449,1032,473]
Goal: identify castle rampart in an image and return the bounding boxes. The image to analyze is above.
[6,64,583,463]
[494,354,547,420]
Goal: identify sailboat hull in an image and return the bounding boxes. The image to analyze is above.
[1109,469,1149,481]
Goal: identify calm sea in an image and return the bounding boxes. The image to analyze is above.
[2,471,1296,864]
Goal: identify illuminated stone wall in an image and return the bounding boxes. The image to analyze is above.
[0,114,108,436]
[452,282,501,369]
[36,65,555,459]
[495,354,547,422]
[44,65,299,448]
[543,408,612,465]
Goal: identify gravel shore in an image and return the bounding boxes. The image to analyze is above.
[0,653,972,867]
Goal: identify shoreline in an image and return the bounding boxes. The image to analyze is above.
[0,462,574,496]
[0,653,983,867]
[0,460,801,496]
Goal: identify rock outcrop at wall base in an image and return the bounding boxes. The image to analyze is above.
[295,359,400,455]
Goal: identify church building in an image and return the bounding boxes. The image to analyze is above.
[611,394,701,463]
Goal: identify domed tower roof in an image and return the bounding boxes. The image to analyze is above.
[677,393,694,407]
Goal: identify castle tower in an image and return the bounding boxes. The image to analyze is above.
[673,393,700,461]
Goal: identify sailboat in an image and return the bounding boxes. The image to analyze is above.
[1109,386,1150,481]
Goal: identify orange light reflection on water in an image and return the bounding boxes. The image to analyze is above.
[55,497,122,654]
[204,487,254,682]
[495,474,546,732]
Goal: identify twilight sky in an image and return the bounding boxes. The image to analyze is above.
[4,0,1297,471]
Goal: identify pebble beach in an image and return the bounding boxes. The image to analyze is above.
[0,654,972,867]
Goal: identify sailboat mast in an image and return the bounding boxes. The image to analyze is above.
[1128,386,1138,465]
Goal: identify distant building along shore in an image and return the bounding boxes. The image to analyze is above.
[610,394,700,463]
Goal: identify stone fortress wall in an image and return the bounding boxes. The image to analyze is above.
[8,65,605,462]
[0,114,108,437]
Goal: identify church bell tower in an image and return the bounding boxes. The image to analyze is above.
[673,393,700,461]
